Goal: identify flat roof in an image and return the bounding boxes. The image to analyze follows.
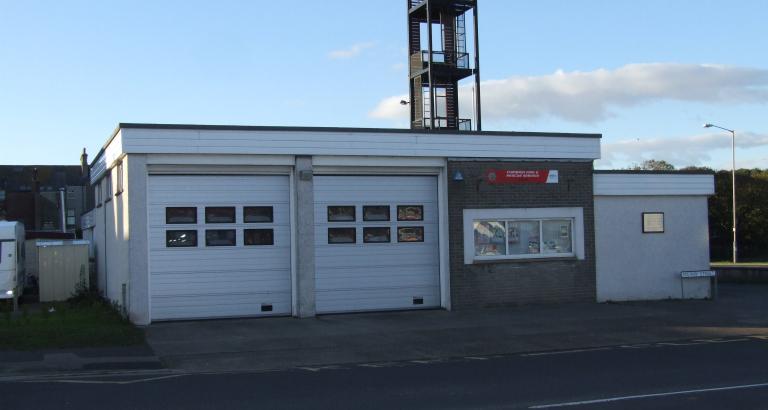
[593,169,715,175]
[91,123,602,167]
[117,123,601,138]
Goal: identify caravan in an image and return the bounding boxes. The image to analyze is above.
[0,221,25,309]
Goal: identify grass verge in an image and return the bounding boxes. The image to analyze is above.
[711,262,768,267]
[0,296,144,351]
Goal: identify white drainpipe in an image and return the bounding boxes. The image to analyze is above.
[59,188,66,232]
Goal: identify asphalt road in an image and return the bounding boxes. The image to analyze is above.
[2,336,767,409]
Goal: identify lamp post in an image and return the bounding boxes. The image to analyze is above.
[704,123,737,263]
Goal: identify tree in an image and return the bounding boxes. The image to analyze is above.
[630,159,676,171]
[708,169,768,261]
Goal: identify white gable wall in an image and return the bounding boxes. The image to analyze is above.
[594,173,714,302]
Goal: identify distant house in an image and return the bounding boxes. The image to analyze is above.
[0,150,91,238]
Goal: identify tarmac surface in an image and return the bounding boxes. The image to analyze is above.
[1,283,766,377]
[1,334,766,409]
[145,283,768,372]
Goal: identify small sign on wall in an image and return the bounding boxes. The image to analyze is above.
[485,169,559,184]
[642,212,665,233]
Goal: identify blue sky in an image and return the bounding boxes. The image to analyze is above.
[1,0,766,169]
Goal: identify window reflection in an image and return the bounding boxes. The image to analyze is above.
[473,221,506,256]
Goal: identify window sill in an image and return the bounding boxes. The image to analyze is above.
[470,255,579,265]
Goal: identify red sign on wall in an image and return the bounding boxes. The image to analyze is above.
[485,169,559,184]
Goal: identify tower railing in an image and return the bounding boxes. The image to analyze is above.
[417,51,470,69]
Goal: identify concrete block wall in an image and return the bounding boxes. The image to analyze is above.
[447,160,597,308]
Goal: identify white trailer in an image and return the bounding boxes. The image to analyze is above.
[0,221,25,310]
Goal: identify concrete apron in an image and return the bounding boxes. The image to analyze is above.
[144,284,768,373]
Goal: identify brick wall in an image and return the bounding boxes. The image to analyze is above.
[448,160,596,308]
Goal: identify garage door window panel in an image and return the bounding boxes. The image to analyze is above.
[328,228,356,244]
[397,205,423,221]
[397,226,424,243]
[244,206,273,223]
[166,230,198,248]
[205,207,236,224]
[166,207,197,224]
[363,206,390,221]
[206,229,236,246]
[328,206,355,222]
[245,229,274,246]
[363,227,391,243]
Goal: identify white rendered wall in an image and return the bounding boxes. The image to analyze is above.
[92,184,107,295]
[127,155,150,325]
[105,165,131,309]
[595,196,711,302]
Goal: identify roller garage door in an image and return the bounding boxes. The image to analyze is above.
[148,175,291,321]
[314,175,440,313]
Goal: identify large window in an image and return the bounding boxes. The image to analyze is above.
[463,208,584,264]
[474,219,573,258]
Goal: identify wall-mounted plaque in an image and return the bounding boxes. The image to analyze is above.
[643,212,665,233]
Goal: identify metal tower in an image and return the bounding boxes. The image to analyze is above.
[407,0,481,131]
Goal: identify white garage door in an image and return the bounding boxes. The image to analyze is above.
[148,175,291,321]
[314,175,440,313]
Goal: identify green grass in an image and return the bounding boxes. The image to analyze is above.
[0,299,145,351]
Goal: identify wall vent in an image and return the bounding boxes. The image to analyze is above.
[413,297,424,305]
[261,304,273,312]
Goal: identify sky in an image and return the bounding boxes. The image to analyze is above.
[1,0,766,170]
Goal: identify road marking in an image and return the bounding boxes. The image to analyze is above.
[529,381,768,408]
[520,347,613,357]
[0,369,176,384]
[656,341,708,346]
[28,374,186,385]
[411,359,444,364]
[297,365,345,372]
[358,362,405,368]
[620,344,652,349]
[692,338,750,344]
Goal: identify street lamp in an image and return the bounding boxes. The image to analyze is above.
[703,123,737,263]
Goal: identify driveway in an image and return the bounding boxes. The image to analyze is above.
[145,284,768,372]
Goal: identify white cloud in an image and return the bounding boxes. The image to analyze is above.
[369,94,409,121]
[328,42,375,59]
[597,131,768,168]
[370,63,768,123]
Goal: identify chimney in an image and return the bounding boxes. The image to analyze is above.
[32,167,41,230]
[80,148,89,180]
